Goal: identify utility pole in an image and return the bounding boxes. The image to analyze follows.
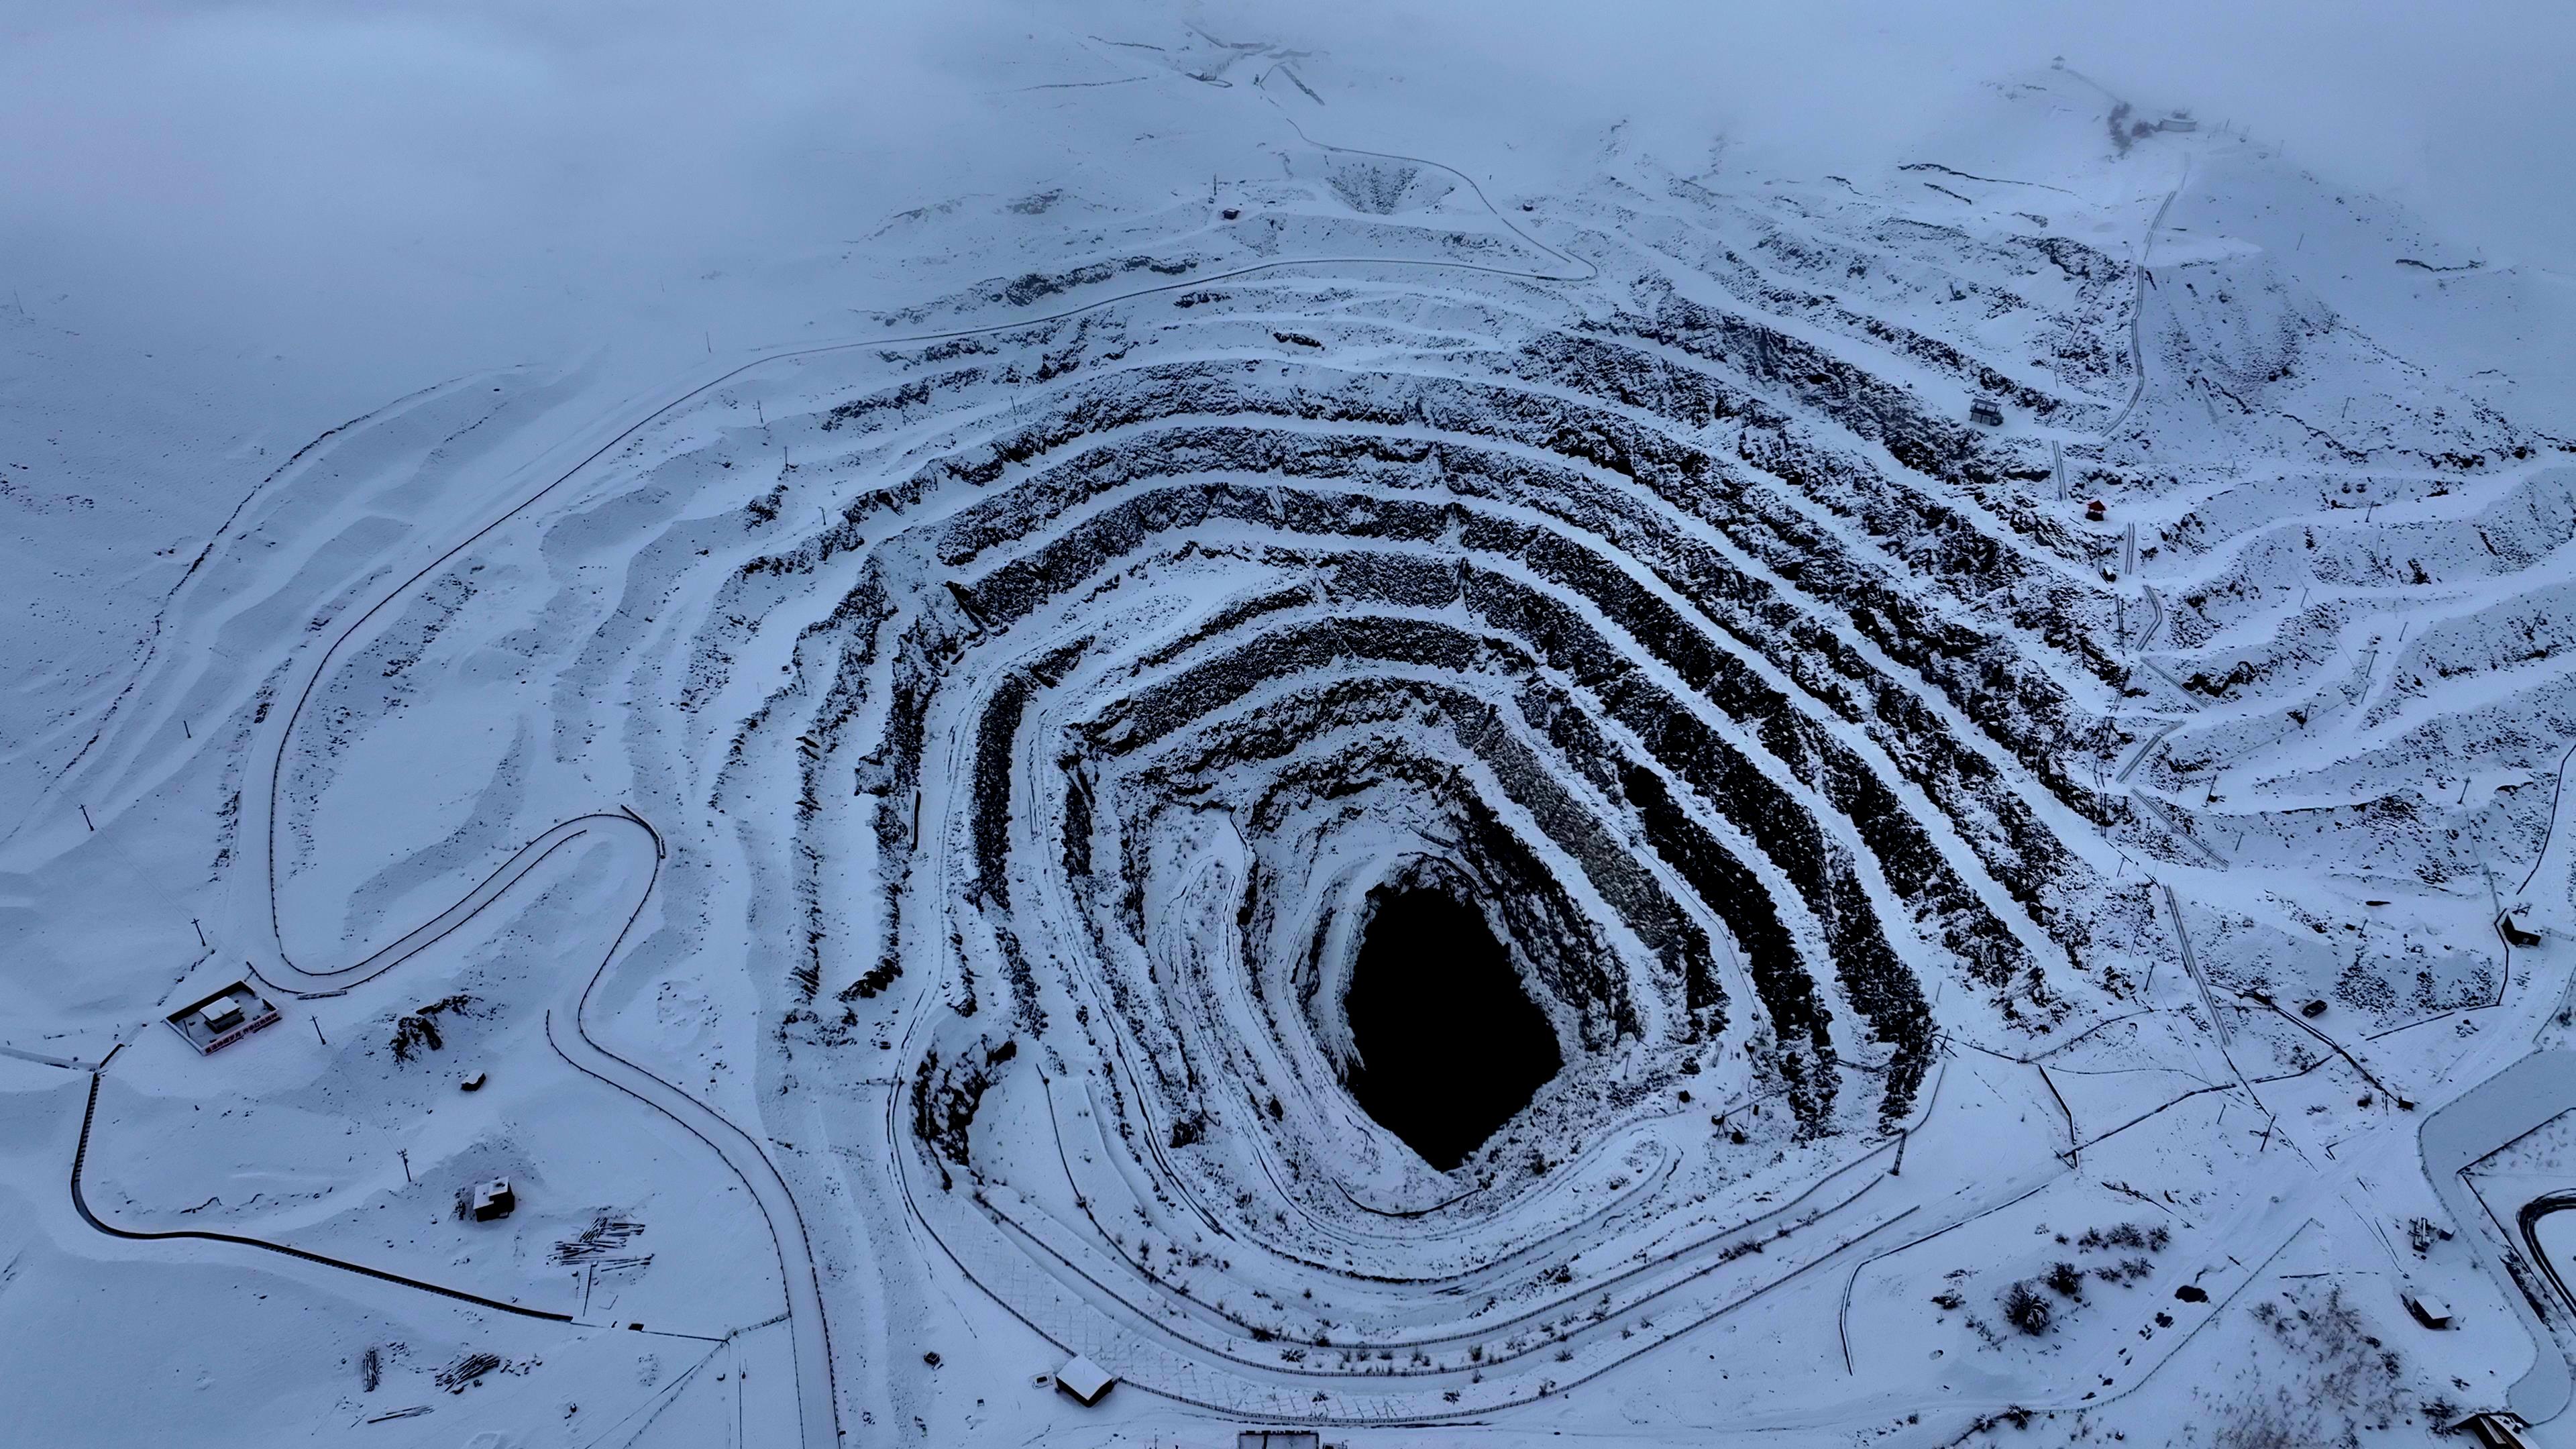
[398,1149,411,1185]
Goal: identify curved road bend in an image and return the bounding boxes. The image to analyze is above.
[2517,1191,2576,1341]
[70,1069,574,1326]
[2420,1049,2576,1424]
[239,810,845,1449]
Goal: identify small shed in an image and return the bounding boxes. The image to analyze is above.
[1054,1355,1114,1406]
[164,981,282,1055]
[2159,111,2200,133]
[2403,1289,2451,1329]
[2499,912,2542,948]
[2449,1409,2532,1448]
[1968,398,2004,427]
[472,1179,515,1222]
[1240,1433,1323,1449]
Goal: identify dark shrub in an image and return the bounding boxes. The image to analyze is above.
[2003,1281,2053,1335]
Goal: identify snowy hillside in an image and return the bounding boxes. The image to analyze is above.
[5,48,2576,1449]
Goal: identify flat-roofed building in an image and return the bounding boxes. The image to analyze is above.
[164,982,281,1055]
[2404,1289,2451,1328]
[1053,1356,1113,1406]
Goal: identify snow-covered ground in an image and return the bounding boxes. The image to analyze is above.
[5,24,2576,1449]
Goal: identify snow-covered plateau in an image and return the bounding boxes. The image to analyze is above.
[5,52,2576,1449]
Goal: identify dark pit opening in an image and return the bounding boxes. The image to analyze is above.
[1342,888,1562,1171]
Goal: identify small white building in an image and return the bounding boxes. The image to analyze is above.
[2403,1289,2451,1329]
[164,981,282,1055]
[472,1179,515,1222]
[1053,1355,1114,1406]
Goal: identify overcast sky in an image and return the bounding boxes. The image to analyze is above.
[3,0,2569,413]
